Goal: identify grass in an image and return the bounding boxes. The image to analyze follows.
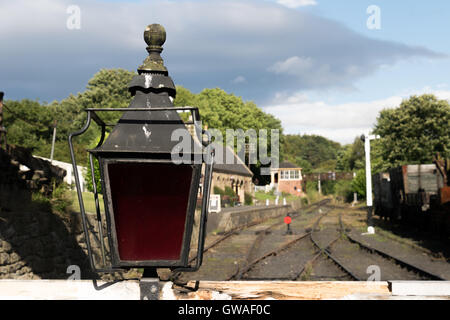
[69,190,105,213]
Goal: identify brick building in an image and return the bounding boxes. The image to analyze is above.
[270,161,303,196]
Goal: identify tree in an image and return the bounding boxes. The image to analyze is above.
[3,69,136,164]
[174,86,283,184]
[336,137,365,171]
[282,134,342,171]
[351,169,366,199]
[374,94,450,166]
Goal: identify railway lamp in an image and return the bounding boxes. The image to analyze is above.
[68,24,214,281]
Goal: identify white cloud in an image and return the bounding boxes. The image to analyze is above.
[277,0,317,9]
[0,0,444,102]
[232,75,247,84]
[268,56,314,75]
[263,88,450,144]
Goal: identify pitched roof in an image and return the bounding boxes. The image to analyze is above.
[279,161,300,169]
[211,143,253,177]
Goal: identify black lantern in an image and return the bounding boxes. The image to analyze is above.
[69,24,213,275]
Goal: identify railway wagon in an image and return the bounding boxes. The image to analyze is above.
[373,172,394,219]
[374,164,447,231]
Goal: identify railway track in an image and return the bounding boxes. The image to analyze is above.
[173,200,447,284]
[335,214,446,281]
[171,199,332,283]
[328,213,446,280]
[230,202,355,281]
[190,198,331,264]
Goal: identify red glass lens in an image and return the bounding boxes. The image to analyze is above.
[107,162,193,262]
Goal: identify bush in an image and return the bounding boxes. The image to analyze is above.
[224,186,236,198]
[86,156,102,194]
[305,181,320,203]
[31,181,72,214]
[244,192,253,205]
[214,186,238,207]
[213,186,225,196]
[31,192,52,212]
[321,180,336,195]
[334,180,353,202]
[351,169,366,199]
[51,182,73,214]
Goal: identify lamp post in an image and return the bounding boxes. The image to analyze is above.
[68,24,214,298]
[361,133,380,234]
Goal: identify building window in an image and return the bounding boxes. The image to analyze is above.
[281,170,300,180]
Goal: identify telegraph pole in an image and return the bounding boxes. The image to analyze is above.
[50,120,57,163]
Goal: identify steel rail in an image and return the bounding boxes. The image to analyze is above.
[344,231,446,281]
[187,199,331,265]
[230,202,335,281]
[307,213,361,281]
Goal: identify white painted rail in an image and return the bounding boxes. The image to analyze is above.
[389,281,450,296]
[0,280,449,300]
[0,280,140,300]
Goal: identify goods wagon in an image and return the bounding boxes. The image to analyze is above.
[373,164,449,235]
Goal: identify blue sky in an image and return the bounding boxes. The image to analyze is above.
[1,0,449,144]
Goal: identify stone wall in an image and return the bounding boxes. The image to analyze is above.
[0,146,112,280]
[206,204,292,234]
[211,171,254,204]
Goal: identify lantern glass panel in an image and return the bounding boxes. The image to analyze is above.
[107,162,193,261]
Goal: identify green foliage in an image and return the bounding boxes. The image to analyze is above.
[374,94,450,167]
[174,86,283,184]
[282,134,341,171]
[294,157,313,173]
[244,192,253,206]
[304,181,320,203]
[31,182,72,214]
[86,156,101,194]
[336,137,365,172]
[351,169,366,199]
[334,180,354,202]
[3,68,136,164]
[85,133,109,194]
[31,192,52,212]
[321,180,337,195]
[224,186,237,198]
[214,186,238,207]
[50,182,73,214]
[3,99,54,151]
[213,186,225,196]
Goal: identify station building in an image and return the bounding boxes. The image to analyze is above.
[210,143,254,204]
[270,161,303,196]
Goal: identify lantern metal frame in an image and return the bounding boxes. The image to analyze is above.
[68,106,214,274]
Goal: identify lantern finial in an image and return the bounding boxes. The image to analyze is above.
[138,24,168,74]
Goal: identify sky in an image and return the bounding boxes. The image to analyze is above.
[1,0,449,144]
